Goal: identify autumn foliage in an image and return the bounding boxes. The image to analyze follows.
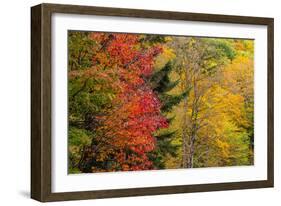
[68,31,254,173]
[69,33,168,172]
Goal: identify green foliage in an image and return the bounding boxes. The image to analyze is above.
[140,34,167,45]
[68,127,92,170]
[68,31,97,71]
[69,127,92,146]
[150,62,191,113]
[207,38,237,61]
[159,91,190,113]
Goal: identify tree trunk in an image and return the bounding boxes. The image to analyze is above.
[182,95,189,168]
[187,126,196,168]
[187,76,199,168]
[182,63,191,168]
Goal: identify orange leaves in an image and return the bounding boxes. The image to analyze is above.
[85,32,167,171]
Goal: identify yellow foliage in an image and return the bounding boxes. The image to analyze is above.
[216,139,230,158]
[154,46,176,69]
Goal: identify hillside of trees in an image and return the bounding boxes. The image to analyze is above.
[68,31,254,173]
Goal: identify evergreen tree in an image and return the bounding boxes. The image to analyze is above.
[148,61,191,169]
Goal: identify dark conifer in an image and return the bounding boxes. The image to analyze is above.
[148,61,191,168]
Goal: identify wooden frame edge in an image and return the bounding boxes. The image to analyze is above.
[31,4,43,201]
[41,180,272,202]
[31,3,53,202]
[267,18,274,187]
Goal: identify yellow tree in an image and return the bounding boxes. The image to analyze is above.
[166,37,253,168]
[168,37,234,168]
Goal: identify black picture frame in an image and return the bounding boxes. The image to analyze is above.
[31,3,274,202]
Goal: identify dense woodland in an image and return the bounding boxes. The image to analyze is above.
[68,31,254,173]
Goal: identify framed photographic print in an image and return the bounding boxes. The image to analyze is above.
[31,3,274,202]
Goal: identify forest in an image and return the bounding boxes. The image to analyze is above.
[68,31,254,173]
